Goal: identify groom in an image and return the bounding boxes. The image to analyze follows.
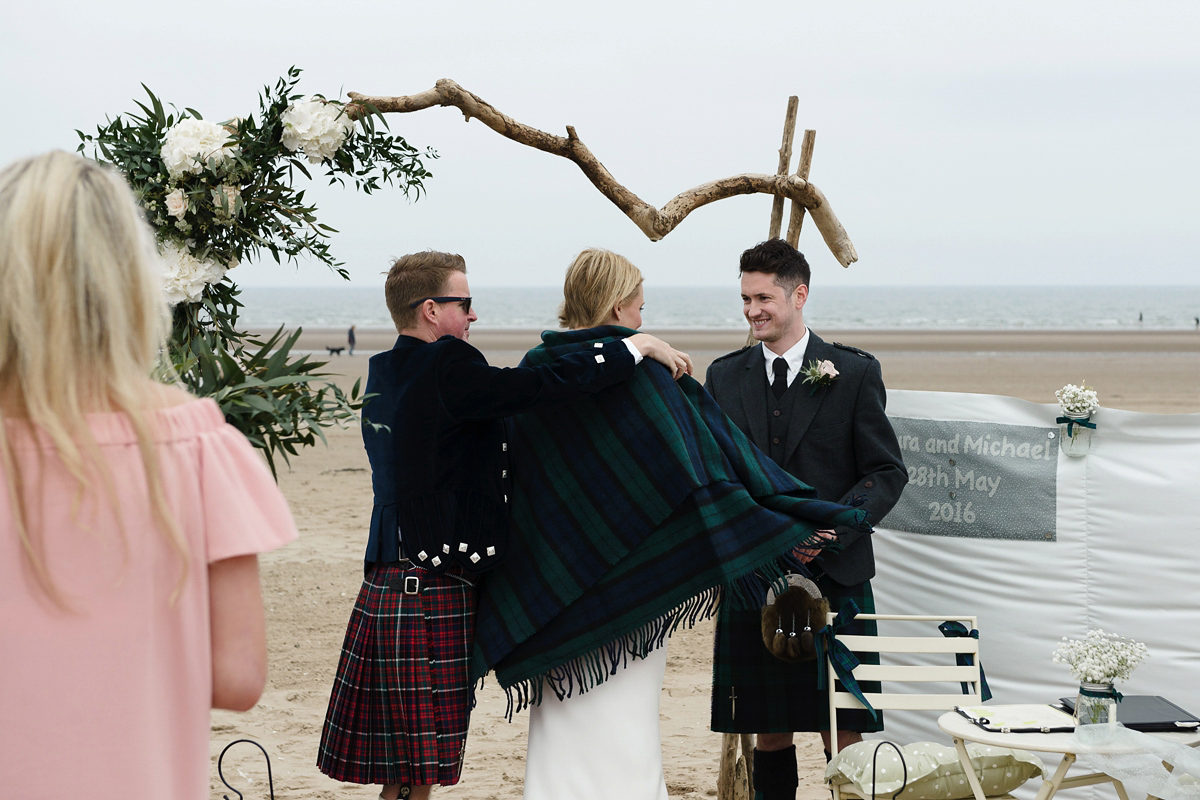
[705,238,906,800]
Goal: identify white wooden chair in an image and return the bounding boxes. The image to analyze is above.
[826,612,1043,800]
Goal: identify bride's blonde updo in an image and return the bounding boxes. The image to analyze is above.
[558,248,643,330]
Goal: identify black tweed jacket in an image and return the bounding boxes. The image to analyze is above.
[704,331,906,585]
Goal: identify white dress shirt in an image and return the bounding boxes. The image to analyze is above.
[760,327,811,390]
[623,338,643,364]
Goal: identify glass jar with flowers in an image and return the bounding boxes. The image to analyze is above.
[1053,629,1149,726]
[1055,383,1100,458]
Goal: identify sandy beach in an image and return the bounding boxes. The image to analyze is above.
[262,327,1200,413]
[212,328,1200,799]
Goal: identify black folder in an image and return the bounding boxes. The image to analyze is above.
[1058,695,1200,732]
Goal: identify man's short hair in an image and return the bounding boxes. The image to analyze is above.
[739,237,811,294]
[385,251,467,330]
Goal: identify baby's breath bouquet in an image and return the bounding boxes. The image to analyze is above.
[1056,383,1100,418]
[1055,383,1099,456]
[1053,629,1148,685]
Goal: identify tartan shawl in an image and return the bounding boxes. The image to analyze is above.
[470,327,870,713]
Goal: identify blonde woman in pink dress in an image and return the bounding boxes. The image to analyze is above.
[0,151,298,800]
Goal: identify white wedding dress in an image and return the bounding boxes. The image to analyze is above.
[522,644,670,800]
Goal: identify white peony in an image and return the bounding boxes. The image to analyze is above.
[160,118,239,179]
[164,188,188,220]
[280,96,356,164]
[159,241,229,305]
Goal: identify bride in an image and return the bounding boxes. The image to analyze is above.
[522,248,671,800]
[471,248,865,800]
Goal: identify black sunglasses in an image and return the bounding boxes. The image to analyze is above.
[408,295,472,313]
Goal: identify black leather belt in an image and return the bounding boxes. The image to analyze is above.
[382,551,477,595]
[384,548,420,594]
[385,569,422,595]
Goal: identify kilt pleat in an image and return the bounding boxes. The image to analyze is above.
[318,563,477,787]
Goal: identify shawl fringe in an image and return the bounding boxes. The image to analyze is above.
[500,550,822,719]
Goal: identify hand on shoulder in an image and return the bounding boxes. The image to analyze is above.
[626,333,694,380]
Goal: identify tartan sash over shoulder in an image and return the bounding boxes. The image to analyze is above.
[470,327,870,712]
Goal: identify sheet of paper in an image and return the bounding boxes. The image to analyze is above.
[957,704,1076,730]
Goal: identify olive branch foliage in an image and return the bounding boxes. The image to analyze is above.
[78,67,434,474]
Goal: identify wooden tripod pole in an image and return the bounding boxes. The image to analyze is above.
[769,97,800,240]
[786,129,817,246]
[718,731,755,800]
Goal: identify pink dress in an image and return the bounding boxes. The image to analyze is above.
[0,399,297,800]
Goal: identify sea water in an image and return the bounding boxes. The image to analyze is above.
[238,285,1200,332]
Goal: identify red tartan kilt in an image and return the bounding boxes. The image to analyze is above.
[318,563,477,787]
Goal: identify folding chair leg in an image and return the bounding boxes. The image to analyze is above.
[1035,753,1077,800]
[952,737,992,800]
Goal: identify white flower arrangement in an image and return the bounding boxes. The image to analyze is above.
[1052,629,1148,684]
[160,118,240,179]
[280,95,356,164]
[1056,383,1100,418]
[160,241,231,305]
[78,69,432,473]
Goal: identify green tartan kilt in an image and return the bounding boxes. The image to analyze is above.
[710,575,883,734]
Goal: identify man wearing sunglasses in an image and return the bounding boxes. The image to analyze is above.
[318,250,691,800]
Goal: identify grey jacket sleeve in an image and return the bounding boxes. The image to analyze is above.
[832,357,907,548]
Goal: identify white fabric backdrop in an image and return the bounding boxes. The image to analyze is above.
[866,390,1200,797]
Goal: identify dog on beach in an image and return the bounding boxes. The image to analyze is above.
[326,346,345,356]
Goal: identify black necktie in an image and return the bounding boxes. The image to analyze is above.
[772,356,789,399]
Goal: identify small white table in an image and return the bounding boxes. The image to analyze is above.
[937,710,1200,800]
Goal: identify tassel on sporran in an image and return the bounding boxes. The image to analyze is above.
[760,574,829,663]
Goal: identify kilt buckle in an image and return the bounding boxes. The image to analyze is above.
[403,575,421,595]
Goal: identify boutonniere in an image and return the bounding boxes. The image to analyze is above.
[800,359,839,395]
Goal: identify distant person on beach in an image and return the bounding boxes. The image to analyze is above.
[315,250,690,800]
[705,238,906,800]
[0,151,298,800]
[348,323,356,355]
[473,248,867,800]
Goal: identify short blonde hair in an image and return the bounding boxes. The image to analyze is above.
[384,250,466,330]
[0,150,185,603]
[558,248,643,329]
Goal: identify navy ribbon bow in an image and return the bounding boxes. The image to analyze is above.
[938,621,993,702]
[816,600,877,720]
[1079,684,1124,702]
[1056,416,1097,437]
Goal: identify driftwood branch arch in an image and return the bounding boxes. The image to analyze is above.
[348,80,858,267]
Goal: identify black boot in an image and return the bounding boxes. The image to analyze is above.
[753,745,798,800]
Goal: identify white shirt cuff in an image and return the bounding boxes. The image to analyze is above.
[622,338,643,365]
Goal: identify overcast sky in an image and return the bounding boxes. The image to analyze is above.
[3,1,1198,288]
